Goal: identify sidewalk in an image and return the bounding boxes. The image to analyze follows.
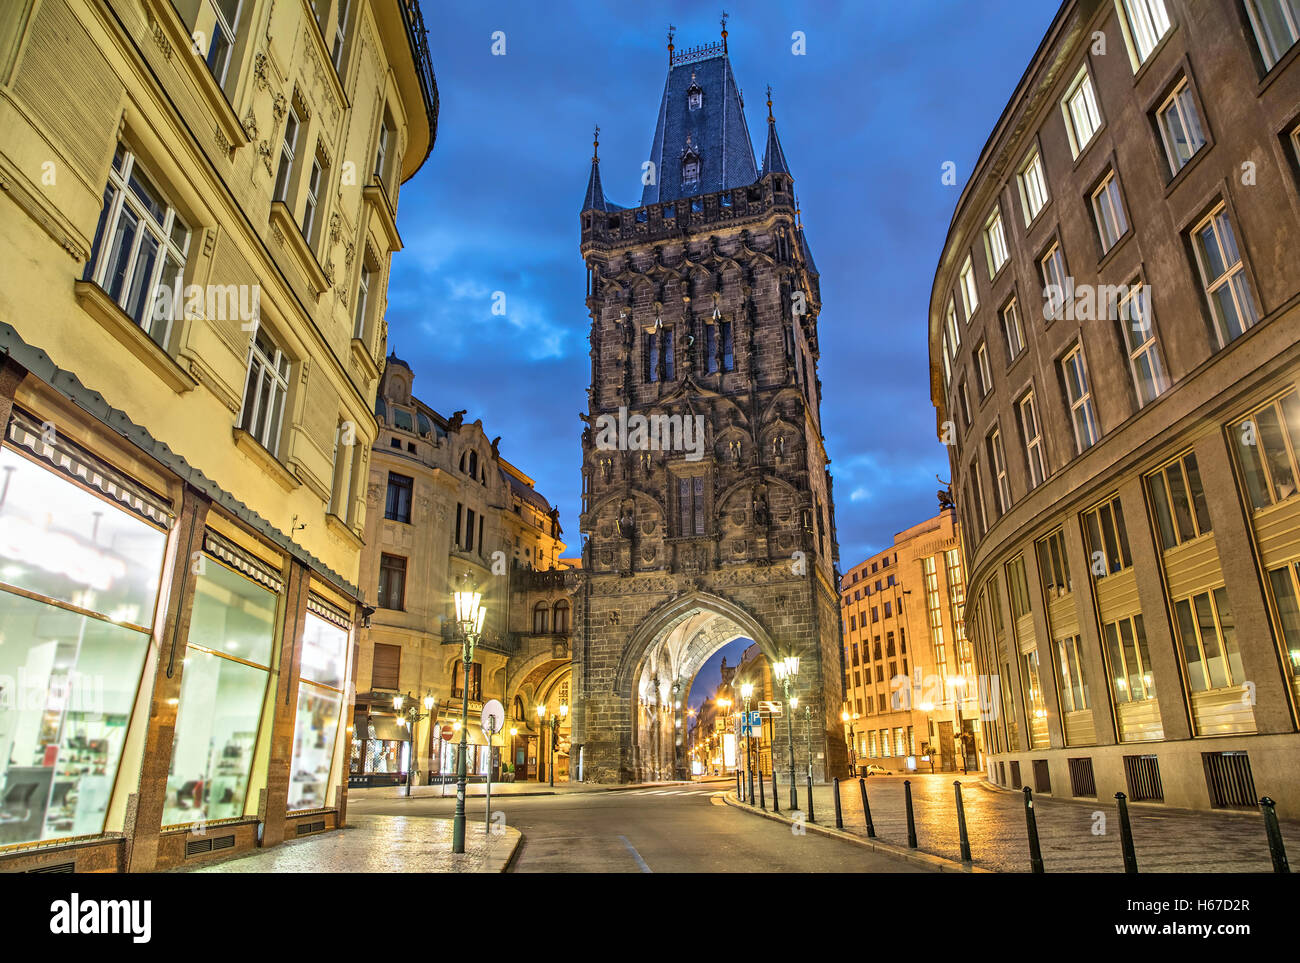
[738,773,1300,873]
[181,814,520,873]
[348,777,699,800]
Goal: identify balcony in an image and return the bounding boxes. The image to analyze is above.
[398,1,440,165]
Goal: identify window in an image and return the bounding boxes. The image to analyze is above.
[354,264,372,339]
[1119,0,1172,67]
[1191,204,1258,348]
[239,327,291,456]
[872,606,880,623]
[533,602,549,634]
[371,642,401,690]
[1245,0,1300,70]
[849,614,856,631]
[945,298,961,349]
[1055,635,1091,711]
[452,662,482,701]
[987,427,1011,515]
[984,206,1009,277]
[287,613,347,810]
[969,456,988,538]
[328,419,354,520]
[721,321,734,371]
[553,600,570,633]
[374,114,392,185]
[705,321,735,373]
[1174,588,1244,691]
[1040,243,1067,322]
[204,0,244,88]
[1103,615,1156,703]
[1264,561,1300,692]
[1007,554,1032,619]
[645,326,675,382]
[1061,345,1099,452]
[377,554,407,610]
[1002,298,1026,363]
[976,343,993,398]
[332,0,352,71]
[1062,66,1103,157]
[385,472,413,523]
[1119,283,1168,406]
[959,255,979,318]
[1036,529,1072,598]
[1156,79,1206,174]
[274,104,301,203]
[1018,147,1050,225]
[1232,389,1300,509]
[678,476,705,535]
[1147,452,1212,550]
[1084,495,1133,576]
[301,143,328,244]
[958,378,972,430]
[682,153,700,184]
[1018,390,1047,488]
[83,144,192,347]
[1091,170,1129,253]
[884,601,893,618]
[852,642,860,665]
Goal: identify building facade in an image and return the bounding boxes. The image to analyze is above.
[0,0,436,869]
[352,356,573,787]
[840,510,980,774]
[931,0,1300,815]
[572,25,847,784]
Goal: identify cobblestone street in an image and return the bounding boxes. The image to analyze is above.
[753,774,1300,873]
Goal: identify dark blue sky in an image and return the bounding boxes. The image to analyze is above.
[390,1,1058,569]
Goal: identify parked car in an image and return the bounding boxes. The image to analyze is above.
[862,764,892,777]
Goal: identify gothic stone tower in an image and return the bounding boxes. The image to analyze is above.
[572,30,846,783]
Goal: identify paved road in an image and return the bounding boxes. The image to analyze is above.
[349,778,930,873]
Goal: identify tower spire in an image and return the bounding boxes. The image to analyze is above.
[720,11,729,53]
[761,85,791,177]
[667,24,675,66]
[766,84,773,123]
[593,124,600,164]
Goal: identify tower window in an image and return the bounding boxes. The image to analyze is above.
[682,156,700,184]
[687,82,703,111]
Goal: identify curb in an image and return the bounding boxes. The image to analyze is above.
[722,790,990,873]
[500,829,523,872]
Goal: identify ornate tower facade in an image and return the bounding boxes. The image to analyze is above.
[571,29,845,783]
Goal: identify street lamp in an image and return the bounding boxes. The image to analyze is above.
[948,674,969,773]
[841,709,859,778]
[717,697,732,775]
[509,726,518,779]
[536,704,545,783]
[772,655,800,809]
[392,691,436,797]
[740,682,755,803]
[451,587,486,854]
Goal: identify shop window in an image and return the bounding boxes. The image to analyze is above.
[1232,388,1300,510]
[164,555,276,826]
[82,143,192,350]
[0,444,168,846]
[287,611,347,811]
[1147,452,1212,550]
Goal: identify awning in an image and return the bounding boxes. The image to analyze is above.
[366,715,406,742]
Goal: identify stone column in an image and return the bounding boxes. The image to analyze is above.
[124,484,210,872]
[258,557,311,847]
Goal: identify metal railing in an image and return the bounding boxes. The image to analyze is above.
[397,1,440,164]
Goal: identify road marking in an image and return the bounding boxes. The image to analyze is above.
[619,834,652,873]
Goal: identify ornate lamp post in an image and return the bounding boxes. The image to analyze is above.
[546,703,568,787]
[841,709,859,777]
[451,588,486,854]
[740,682,755,803]
[509,726,518,779]
[536,704,546,782]
[771,655,800,810]
[393,691,437,797]
[948,675,969,773]
[716,697,732,775]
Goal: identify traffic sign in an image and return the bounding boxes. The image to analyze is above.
[758,700,782,716]
[440,723,454,741]
[481,699,505,737]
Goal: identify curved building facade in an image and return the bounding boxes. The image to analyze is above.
[930,0,1300,816]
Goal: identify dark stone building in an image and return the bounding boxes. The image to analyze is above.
[570,27,847,783]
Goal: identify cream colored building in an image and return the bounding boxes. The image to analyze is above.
[352,356,573,785]
[0,0,436,870]
[839,510,980,774]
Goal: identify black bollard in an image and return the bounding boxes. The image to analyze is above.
[736,769,742,801]
[859,778,876,838]
[954,780,972,862]
[1260,797,1291,874]
[834,778,844,829]
[1115,791,1138,874]
[1023,786,1045,873]
[807,768,816,823]
[904,779,918,848]
[772,770,780,814]
[758,767,766,809]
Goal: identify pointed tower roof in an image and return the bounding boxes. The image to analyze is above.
[640,45,757,206]
[761,86,791,177]
[581,125,620,213]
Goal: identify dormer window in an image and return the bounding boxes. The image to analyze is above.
[687,82,703,111]
[682,139,701,186]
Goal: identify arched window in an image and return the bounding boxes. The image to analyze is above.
[452,662,481,701]
[533,602,549,634]
[513,696,525,721]
[552,599,570,634]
